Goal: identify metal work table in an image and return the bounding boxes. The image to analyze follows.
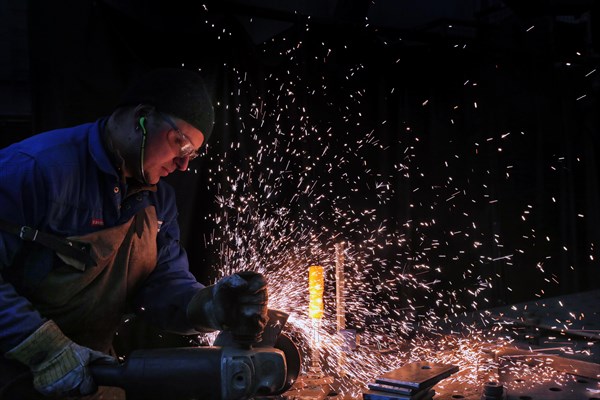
[282,290,600,400]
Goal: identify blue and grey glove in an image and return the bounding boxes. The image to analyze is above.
[5,320,117,397]
[187,271,269,344]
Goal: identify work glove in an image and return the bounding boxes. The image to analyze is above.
[5,320,117,397]
[187,271,269,344]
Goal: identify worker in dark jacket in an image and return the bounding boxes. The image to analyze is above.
[0,68,268,398]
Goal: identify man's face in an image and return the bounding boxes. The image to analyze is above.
[142,116,205,185]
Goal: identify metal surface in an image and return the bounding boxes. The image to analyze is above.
[432,364,600,400]
[481,381,506,399]
[432,290,600,400]
[487,289,600,342]
[495,346,600,380]
[277,291,600,399]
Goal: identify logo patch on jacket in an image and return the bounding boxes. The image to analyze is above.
[91,218,104,227]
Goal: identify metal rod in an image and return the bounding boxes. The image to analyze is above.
[335,242,345,332]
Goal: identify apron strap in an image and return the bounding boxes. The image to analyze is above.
[0,219,96,268]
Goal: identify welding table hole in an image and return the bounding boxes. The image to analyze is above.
[451,395,464,399]
[421,365,432,369]
[576,378,588,383]
[548,387,562,392]
[518,396,532,400]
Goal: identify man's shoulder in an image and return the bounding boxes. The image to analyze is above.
[3,122,97,166]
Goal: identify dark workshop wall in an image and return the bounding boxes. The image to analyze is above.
[0,0,31,148]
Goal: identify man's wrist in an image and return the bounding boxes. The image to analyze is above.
[6,320,70,367]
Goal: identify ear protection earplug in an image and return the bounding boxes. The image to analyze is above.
[139,117,147,133]
[138,116,148,184]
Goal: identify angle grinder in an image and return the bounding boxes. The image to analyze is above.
[91,309,301,400]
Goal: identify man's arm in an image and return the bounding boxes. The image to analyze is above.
[0,151,116,397]
[0,153,49,351]
[0,275,47,352]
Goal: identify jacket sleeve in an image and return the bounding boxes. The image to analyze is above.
[0,153,49,353]
[132,183,204,335]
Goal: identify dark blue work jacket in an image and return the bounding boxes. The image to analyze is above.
[0,119,203,352]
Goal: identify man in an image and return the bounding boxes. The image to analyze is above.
[0,68,268,398]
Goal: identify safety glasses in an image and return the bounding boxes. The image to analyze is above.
[158,113,200,161]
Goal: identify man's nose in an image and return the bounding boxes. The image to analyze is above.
[175,156,189,171]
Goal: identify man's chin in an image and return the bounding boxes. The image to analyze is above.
[143,173,160,185]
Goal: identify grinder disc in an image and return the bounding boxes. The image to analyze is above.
[273,332,302,394]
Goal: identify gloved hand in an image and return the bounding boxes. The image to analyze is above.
[187,271,269,344]
[5,320,117,397]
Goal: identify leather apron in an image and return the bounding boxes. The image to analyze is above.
[0,206,158,399]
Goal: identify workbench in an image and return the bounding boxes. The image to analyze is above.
[281,290,600,400]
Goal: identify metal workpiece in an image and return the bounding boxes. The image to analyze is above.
[361,362,458,400]
[374,362,459,390]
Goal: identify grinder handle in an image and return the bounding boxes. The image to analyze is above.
[90,363,125,387]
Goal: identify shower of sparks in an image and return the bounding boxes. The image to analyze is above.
[185,14,598,398]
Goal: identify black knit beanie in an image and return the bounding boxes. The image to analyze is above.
[118,68,215,140]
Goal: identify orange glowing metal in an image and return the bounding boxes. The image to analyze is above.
[309,265,324,319]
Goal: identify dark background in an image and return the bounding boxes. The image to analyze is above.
[1,0,600,316]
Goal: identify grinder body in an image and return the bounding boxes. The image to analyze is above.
[91,345,287,400]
